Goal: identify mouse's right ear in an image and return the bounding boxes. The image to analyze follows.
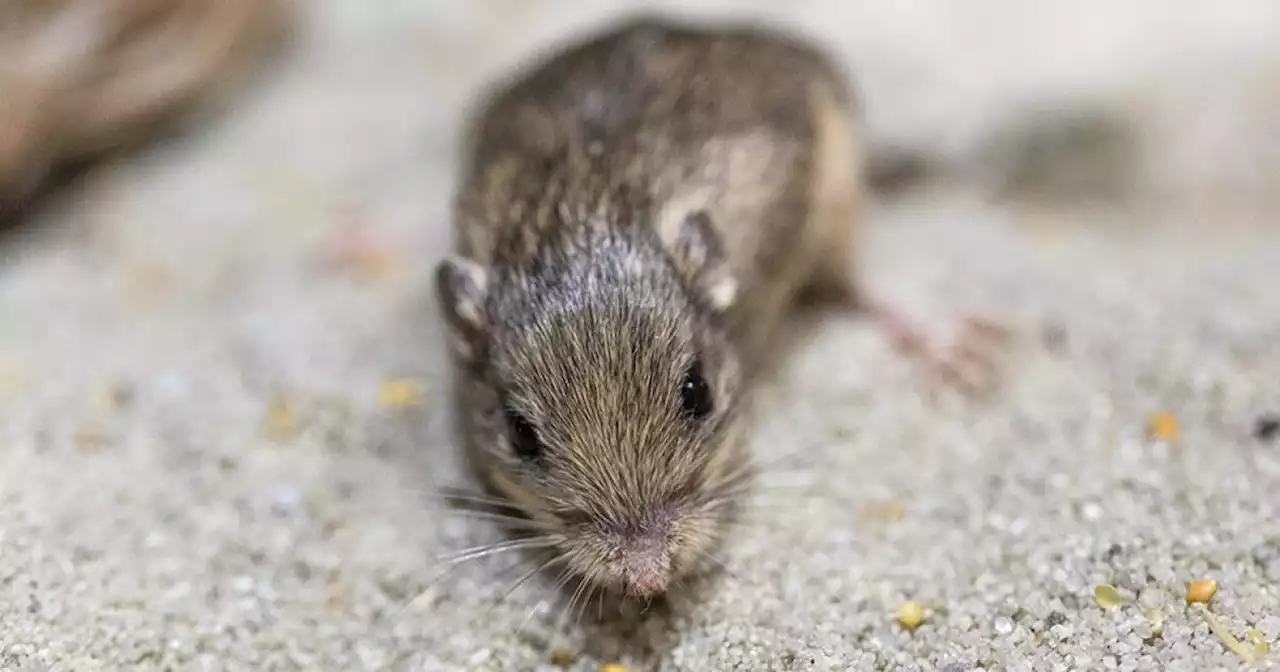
[668,210,738,314]
[435,255,489,360]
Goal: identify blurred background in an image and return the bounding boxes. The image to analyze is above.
[2,1,1279,670]
[5,1,1280,220]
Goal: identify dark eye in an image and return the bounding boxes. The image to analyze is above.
[679,359,713,420]
[504,407,544,460]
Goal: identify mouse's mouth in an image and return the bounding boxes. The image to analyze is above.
[614,545,674,599]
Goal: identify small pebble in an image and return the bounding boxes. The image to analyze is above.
[154,373,190,402]
[1138,589,1165,609]
[1094,584,1124,609]
[1185,578,1217,604]
[895,601,926,630]
[1259,615,1280,639]
[549,647,576,667]
[92,380,134,412]
[268,484,301,515]
[600,664,628,672]
[1081,502,1102,521]
[1254,414,1280,442]
[994,616,1014,635]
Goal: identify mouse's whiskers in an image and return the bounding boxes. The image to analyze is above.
[436,535,565,566]
[484,551,569,616]
[435,485,517,507]
[390,535,561,621]
[436,508,556,532]
[558,574,591,636]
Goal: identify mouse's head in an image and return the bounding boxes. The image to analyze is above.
[436,209,749,599]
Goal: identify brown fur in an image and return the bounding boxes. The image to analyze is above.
[436,15,865,599]
[0,0,290,207]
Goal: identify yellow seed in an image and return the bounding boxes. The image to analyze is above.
[858,499,907,524]
[1094,584,1125,609]
[1146,608,1165,638]
[600,665,628,672]
[264,395,299,441]
[378,378,424,408]
[1186,578,1217,604]
[1148,412,1180,442]
[895,601,926,630]
[1247,628,1269,654]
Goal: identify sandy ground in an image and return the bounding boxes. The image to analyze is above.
[2,2,1280,671]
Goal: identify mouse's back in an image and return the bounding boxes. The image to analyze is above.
[455,17,864,360]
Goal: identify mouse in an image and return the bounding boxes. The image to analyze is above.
[433,15,1006,604]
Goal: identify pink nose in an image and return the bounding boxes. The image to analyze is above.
[619,548,671,598]
[615,526,673,598]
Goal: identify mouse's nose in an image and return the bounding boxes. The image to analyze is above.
[615,523,673,598]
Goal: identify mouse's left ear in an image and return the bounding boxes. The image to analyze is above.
[667,210,738,313]
[435,255,490,360]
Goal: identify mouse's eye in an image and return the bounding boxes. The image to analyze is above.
[679,359,713,420]
[504,407,544,460]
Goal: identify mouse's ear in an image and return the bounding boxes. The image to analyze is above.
[435,255,490,359]
[668,210,737,313]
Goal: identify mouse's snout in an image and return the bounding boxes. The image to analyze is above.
[614,523,673,598]
[596,509,679,599]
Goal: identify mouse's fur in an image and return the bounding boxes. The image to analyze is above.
[436,16,864,600]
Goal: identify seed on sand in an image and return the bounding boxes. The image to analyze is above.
[858,498,907,524]
[1145,608,1165,637]
[1093,584,1125,609]
[895,601,926,630]
[1147,411,1180,443]
[1192,603,1258,663]
[264,395,300,441]
[600,664,628,672]
[1186,578,1217,604]
[379,378,424,408]
[1246,628,1269,655]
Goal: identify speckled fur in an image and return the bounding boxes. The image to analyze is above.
[437,16,865,598]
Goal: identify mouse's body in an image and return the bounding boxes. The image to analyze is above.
[435,16,995,602]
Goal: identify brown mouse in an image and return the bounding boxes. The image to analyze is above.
[434,15,1004,603]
